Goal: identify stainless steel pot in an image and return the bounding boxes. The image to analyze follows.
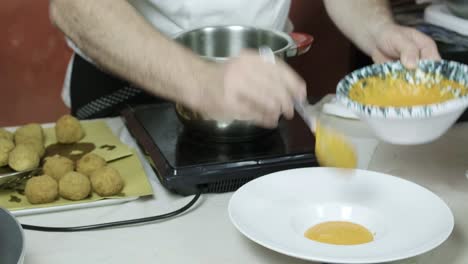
[173,25,313,142]
[446,0,468,19]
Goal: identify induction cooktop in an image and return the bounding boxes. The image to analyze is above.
[122,103,318,195]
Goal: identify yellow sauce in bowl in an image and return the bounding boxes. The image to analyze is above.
[349,74,467,107]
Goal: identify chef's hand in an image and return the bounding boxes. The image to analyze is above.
[199,50,306,128]
[371,24,441,68]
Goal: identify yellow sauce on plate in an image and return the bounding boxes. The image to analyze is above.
[305,221,374,245]
[349,74,467,107]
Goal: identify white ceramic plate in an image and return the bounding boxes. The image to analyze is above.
[10,197,138,217]
[228,167,454,264]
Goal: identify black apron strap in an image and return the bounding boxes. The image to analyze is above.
[70,54,165,119]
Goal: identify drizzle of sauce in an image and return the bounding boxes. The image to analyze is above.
[45,142,95,162]
[9,195,21,203]
[100,144,116,151]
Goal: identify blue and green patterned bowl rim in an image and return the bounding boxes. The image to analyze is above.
[336,60,468,119]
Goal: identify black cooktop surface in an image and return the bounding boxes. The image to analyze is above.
[123,103,318,195]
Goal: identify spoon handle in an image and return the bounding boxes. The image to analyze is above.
[294,100,316,132]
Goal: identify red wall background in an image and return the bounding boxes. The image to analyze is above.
[289,0,352,98]
[0,0,71,126]
[0,0,352,127]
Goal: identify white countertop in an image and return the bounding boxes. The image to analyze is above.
[17,116,468,264]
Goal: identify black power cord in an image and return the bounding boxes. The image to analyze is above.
[21,192,201,232]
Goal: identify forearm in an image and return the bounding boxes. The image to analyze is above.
[50,0,213,108]
[324,0,394,56]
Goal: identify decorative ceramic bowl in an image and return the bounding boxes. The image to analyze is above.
[336,60,468,145]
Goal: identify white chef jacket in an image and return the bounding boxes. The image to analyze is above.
[62,0,293,107]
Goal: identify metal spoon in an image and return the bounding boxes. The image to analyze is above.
[0,168,39,190]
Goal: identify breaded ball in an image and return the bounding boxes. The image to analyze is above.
[8,144,39,172]
[76,153,106,176]
[43,155,74,181]
[20,138,45,158]
[0,138,15,167]
[55,115,84,144]
[25,175,58,204]
[59,171,91,201]
[0,128,13,141]
[14,123,44,144]
[90,166,124,196]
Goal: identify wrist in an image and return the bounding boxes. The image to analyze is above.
[177,59,222,113]
[143,47,218,111]
[366,18,395,55]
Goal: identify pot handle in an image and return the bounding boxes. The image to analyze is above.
[287,32,314,57]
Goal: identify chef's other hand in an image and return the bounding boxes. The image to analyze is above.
[199,50,306,128]
[371,24,441,69]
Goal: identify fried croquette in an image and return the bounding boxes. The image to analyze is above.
[25,175,58,204]
[14,123,44,144]
[0,128,13,142]
[0,138,15,167]
[43,155,74,181]
[59,171,91,201]
[20,138,45,157]
[90,166,124,196]
[55,115,84,144]
[8,144,39,171]
[76,153,106,176]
